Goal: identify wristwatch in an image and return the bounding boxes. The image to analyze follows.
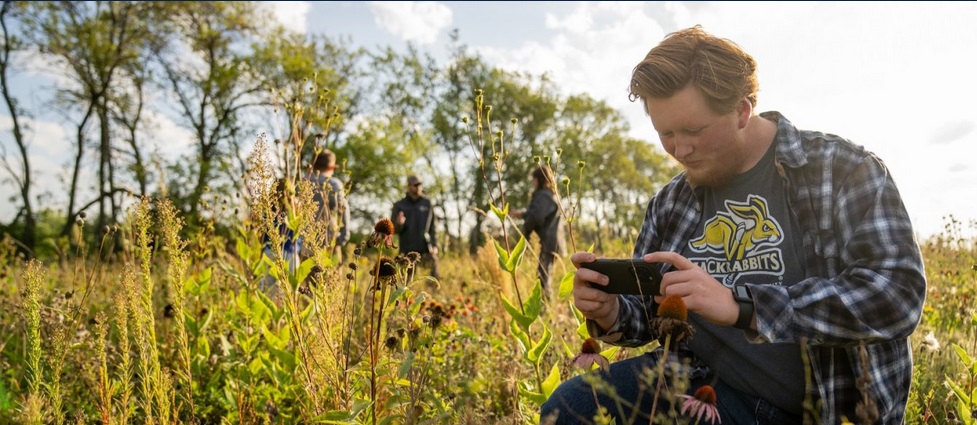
[732,285,754,329]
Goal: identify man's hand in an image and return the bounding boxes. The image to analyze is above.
[396,211,406,225]
[644,251,739,326]
[571,252,621,332]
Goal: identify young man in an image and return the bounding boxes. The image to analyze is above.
[542,26,926,424]
[511,164,566,296]
[392,175,440,281]
[308,149,349,261]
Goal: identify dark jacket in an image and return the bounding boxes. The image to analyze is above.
[522,188,566,256]
[392,195,437,254]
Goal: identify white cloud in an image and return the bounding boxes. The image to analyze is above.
[474,3,669,137]
[264,1,312,34]
[368,1,453,45]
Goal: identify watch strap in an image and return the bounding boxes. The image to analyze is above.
[732,285,754,329]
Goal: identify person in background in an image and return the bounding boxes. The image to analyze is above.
[392,174,441,282]
[307,149,349,262]
[261,178,301,295]
[542,25,926,424]
[511,164,566,297]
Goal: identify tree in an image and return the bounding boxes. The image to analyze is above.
[0,0,34,253]
[21,1,162,239]
[153,2,267,227]
[553,94,678,247]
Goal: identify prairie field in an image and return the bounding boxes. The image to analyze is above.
[0,196,974,424]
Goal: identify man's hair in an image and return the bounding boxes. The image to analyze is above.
[532,164,555,190]
[629,25,758,114]
[312,149,337,172]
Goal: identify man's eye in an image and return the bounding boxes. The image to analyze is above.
[687,128,704,135]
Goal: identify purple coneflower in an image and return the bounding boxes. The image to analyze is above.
[651,294,695,347]
[678,385,721,424]
[569,337,610,372]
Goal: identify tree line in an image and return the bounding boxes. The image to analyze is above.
[0,1,678,259]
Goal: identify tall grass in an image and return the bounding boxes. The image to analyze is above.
[0,91,973,424]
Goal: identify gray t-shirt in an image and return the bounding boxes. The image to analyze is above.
[680,141,807,414]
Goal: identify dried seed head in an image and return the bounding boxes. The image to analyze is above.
[374,218,395,236]
[657,295,688,321]
[581,337,600,354]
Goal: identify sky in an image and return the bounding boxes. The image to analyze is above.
[2,1,976,240]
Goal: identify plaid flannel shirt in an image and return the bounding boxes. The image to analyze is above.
[589,112,926,424]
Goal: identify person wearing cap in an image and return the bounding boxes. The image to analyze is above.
[391,174,441,281]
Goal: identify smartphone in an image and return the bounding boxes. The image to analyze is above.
[578,258,662,295]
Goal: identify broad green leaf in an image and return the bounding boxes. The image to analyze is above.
[952,343,974,371]
[558,270,575,299]
[601,345,620,361]
[946,378,971,405]
[576,320,590,340]
[518,382,547,406]
[235,237,252,263]
[494,240,511,272]
[196,335,211,358]
[500,292,531,330]
[522,279,543,324]
[296,257,315,286]
[509,318,531,352]
[527,325,552,364]
[570,303,586,325]
[507,235,527,271]
[398,352,415,379]
[387,287,408,308]
[541,363,561,399]
[308,411,354,424]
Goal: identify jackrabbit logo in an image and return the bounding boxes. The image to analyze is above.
[688,195,785,286]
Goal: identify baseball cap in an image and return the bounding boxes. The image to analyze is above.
[407,175,422,186]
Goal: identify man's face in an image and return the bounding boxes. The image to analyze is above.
[408,182,423,197]
[645,85,748,187]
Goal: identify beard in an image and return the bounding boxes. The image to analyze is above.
[682,159,742,188]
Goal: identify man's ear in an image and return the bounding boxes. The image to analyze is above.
[737,98,752,129]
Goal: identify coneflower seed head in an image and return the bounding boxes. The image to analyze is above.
[657,295,688,321]
[375,218,395,236]
[693,385,717,404]
[581,337,601,354]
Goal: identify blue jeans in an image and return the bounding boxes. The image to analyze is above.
[540,348,801,425]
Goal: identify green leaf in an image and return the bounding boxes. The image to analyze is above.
[507,235,527,271]
[490,202,509,221]
[558,270,575,299]
[570,303,586,325]
[494,240,511,272]
[952,343,974,371]
[308,411,354,424]
[296,257,315,286]
[387,287,408,308]
[398,351,415,379]
[576,320,590,341]
[601,345,620,362]
[501,292,532,330]
[946,378,971,405]
[541,363,561,399]
[527,325,552,364]
[196,335,211,358]
[518,382,547,406]
[522,279,543,324]
[509,318,531,352]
